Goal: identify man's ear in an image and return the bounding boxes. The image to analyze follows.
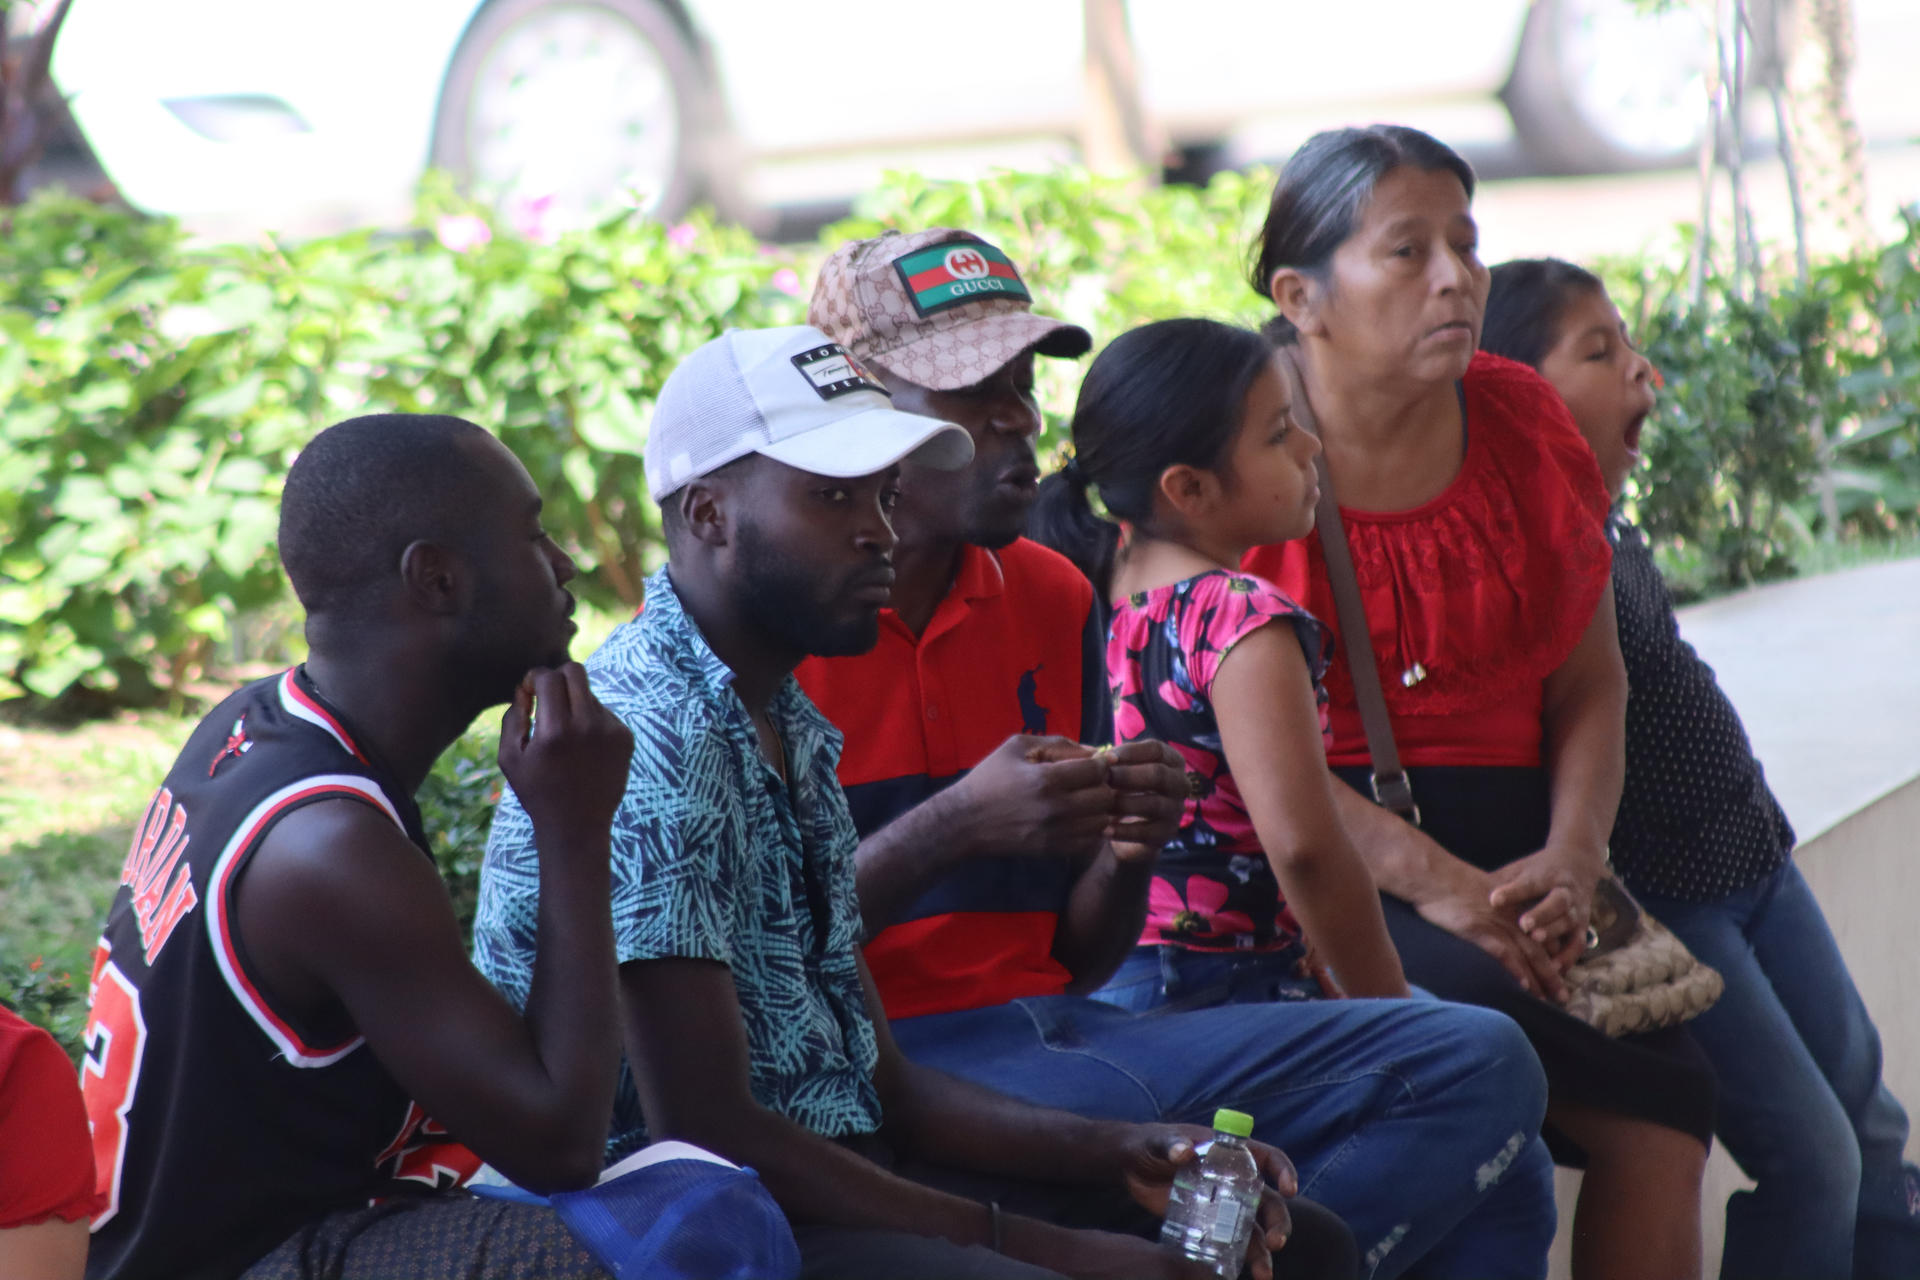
[1270,267,1325,339]
[398,540,466,616]
[1157,463,1219,524]
[678,480,730,549]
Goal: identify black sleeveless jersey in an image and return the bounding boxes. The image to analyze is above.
[82,667,480,1280]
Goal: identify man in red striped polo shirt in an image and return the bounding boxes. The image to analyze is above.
[800,229,1562,1278]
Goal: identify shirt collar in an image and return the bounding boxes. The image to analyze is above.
[641,568,737,701]
[642,568,844,760]
[878,541,1008,648]
[951,542,1006,603]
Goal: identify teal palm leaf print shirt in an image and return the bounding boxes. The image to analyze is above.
[472,570,883,1160]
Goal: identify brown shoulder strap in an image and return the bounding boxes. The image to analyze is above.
[1273,344,1420,824]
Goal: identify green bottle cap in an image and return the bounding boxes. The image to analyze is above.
[1212,1108,1254,1138]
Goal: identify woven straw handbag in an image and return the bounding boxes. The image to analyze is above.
[1560,875,1723,1036]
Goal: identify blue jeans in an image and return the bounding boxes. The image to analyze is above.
[892,962,1556,1280]
[1641,862,1920,1280]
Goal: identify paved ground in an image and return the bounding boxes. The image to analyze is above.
[1674,555,1920,841]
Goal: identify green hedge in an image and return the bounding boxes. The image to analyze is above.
[1603,219,1920,596]
[0,188,808,706]
[4,170,1919,706]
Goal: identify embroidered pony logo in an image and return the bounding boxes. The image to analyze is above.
[1016,666,1048,735]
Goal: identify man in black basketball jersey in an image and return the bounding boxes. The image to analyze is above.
[80,415,633,1280]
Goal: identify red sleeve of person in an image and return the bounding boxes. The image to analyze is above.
[0,1006,104,1229]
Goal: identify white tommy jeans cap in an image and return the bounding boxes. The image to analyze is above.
[643,325,974,501]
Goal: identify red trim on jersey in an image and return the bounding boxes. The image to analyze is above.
[278,671,369,764]
[208,778,401,1066]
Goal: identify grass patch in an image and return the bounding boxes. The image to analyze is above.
[0,713,192,1058]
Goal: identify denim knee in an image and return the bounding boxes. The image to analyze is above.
[1445,1005,1550,1137]
[1767,1096,1864,1211]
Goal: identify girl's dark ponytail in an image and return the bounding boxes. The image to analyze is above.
[1027,318,1275,596]
[1028,458,1121,602]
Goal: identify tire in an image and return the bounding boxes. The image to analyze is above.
[430,0,731,227]
[1504,0,1787,175]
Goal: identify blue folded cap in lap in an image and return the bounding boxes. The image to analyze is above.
[472,1143,800,1280]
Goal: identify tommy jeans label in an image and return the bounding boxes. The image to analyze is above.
[892,239,1031,316]
[791,343,891,400]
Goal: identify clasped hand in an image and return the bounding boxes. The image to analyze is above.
[1487,842,1607,972]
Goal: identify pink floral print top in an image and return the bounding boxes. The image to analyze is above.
[1108,570,1330,953]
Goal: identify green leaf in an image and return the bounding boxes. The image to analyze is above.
[574,386,647,457]
[186,371,267,420]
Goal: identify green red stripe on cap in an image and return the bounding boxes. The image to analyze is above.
[893,239,1031,316]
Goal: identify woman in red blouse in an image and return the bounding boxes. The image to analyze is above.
[0,1005,101,1280]
[1242,126,1713,1280]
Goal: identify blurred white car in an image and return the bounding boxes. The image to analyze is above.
[48,0,1751,236]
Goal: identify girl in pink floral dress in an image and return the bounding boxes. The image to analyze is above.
[1028,318,1409,1008]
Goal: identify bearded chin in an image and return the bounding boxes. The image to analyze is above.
[443,634,535,710]
[735,523,883,659]
[446,582,565,710]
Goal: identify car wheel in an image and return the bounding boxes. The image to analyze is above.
[431,0,729,229]
[1504,0,1784,175]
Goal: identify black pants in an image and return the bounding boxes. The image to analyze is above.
[1340,764,1717,1155]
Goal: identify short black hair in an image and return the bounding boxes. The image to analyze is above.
[279,413,495,617]
[1482,258,1607,370]
[656,453,756,549]
[1249,124,1477,344]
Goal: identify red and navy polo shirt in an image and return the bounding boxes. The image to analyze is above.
[795,538,1111,1021]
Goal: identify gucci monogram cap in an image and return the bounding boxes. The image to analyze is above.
[808,228,1092,392]
[643,325,974,501]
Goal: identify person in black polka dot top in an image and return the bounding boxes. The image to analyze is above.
[1486,258,1920,1280]
[1603,510,1794,900]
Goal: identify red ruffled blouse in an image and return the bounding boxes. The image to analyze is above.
[1244,352,1611,769]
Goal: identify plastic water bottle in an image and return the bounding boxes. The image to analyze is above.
[1159,1108,1262,1277]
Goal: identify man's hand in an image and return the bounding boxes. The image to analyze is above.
[1116,1124,1297,1280]
[498,664,634,846]
[945,735,1115,859]
[1415,867,1569,1003]
[1097,741,1191,865]
[1487,843,1606,972]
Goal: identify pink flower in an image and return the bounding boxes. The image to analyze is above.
[667,222,698,249]
[771,268,801,296]
[509,194,559,245]
[1148,876,1255,939]
[434,214,492,253]
[1156,677,1195,712]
